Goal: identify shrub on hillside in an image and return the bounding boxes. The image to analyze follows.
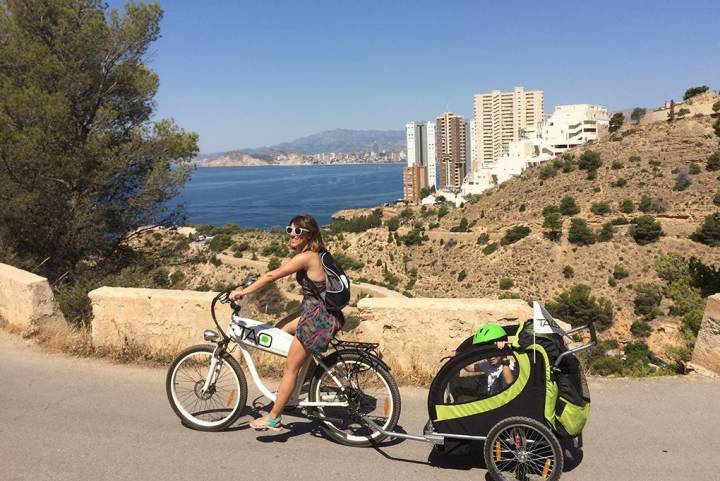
[619,199,635,214]
[597,222,614,242]
[630,107,646,123]
[683,85,709,101]
[437,205,449,219]
[707,151,720,172]
[546,284,614,331]
[714,119,720,139]
[267,257,281,270]
[689,163,702,175]
[630,216,663,245]
[385,216,400,231]
[630,320,652,338]
[578,150,603,174]
[539,164,557,181]
[690,212,720,247]
[450,217,470,232]
[559,196,580,216]
[639,194,652,213]
[330,210,382,233]
[483,242,498,255]
[713,100,720,113]
[590,201,611,215]
[608,113,624,133]
[542,212,563,241]
[633,283,663,321]
[562,265,575,279]
[543,204,559,216]
[613,264,630,280]
[568,218,596,245]
[208,234,233,252]
[611,177,627,188]
[673,167,691,191]
[714,192,720,207]
[261,240,290,257]
[499,277,514,290]
[400,229,426,246]
[333,252,364,270]
[477,232,490,245]
[611,160,624,170]
[500,225,531,245]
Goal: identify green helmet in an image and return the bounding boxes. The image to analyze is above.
[473,323,507,344]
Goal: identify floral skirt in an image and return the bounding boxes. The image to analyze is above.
[296,297,342,354]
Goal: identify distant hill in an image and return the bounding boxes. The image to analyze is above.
[199,128,405,161]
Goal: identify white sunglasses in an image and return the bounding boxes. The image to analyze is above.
[286,226,310,235]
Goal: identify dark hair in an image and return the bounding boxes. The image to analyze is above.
[289,214,325,253]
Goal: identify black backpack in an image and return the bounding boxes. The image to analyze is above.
[313,251,351,311]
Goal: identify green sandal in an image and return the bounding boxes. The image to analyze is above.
[250,415,283,432]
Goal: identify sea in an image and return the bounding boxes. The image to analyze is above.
[168,163,404,229]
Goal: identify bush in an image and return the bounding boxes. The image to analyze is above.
[546,284,614,330]
[568,218,596,245]
[639,194,652,213]
[611,177,627,188]
[611,216,630,225]
[330,211,382,233]
[578,150,603,172]
[683,85,709,101]
[559,196,580,216]
[400,229,426,246]
[499,277,514,290]
[399,207,414,220]
[450,217,470,232]
[608,113,624,133]
[690,212,720,246]
[562,265,575,279]
[542,212,563,241]
[267,257,281,270]
[613,264,629,280]
[457,270,467,282]
[714,192,720,207]
[483,242,498,255]
[208,234,233,252]
[630,320,652,338]
[261,240,290,257]
[437,205,449,219]
[477,233,490,245]
[673,167,691,191]
[611,160,624,170]
[539,164,557,180]
[624,341,652,367]
[689,163,702,175]
[385,216,400,231]
[630,107,646,123]
[333,252,364,270]
[590,202,611,215]
[629,155,641,163]
[631,216,663,244]
[597,222,614,242]
[619,199,635,214]
[500,225,531,245]
[209,256,222,267]
[633,283,663,321]
[707,152,720,172]
[542,204,559,216]
[589,356,625,376]
[285,300,301,313]
[713,100,720,113]
[714,119,720,139]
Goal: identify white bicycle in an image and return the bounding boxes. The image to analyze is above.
[165,281,401,447]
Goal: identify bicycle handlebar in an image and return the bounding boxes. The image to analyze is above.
[210,274,260,340]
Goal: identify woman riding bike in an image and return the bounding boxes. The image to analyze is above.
[229,214,343,431]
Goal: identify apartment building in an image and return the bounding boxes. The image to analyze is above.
[435,112,467,190]
[539,104,609,157]
[405,121,437,188]
[403,164,428,205]
[473,86,544,167]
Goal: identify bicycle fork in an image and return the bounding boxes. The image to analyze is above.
[200,344,226,394]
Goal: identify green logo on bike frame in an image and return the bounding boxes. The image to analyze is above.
[258,333,272,348]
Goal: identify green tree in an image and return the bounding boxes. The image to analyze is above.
[562,265,574,279]
[590,202,611,216]
[714,192,720,207]
[619,199,635,214]
[568,218,596,245]
[639,194,652,213]
[597,222,614,242]
[714,119,720,139]
[608,112,624,133]
[500,225,530,245]
[631,216,663,245]
[559,196,580,216]
[542,212,563,241]
[208,234,233,252]
[546,284,614,330]
[499,277,514,290]
[683,85,709,101]
[0,1,199,278]
[713,100,720,113]
[385,216,400,231]
[633,283,663,321]
[630,107,646,123]
[578,150,603,173]
[707,151,720,172]
[690,212,720,247]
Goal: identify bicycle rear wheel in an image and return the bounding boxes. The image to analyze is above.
[309,351,401,447]
[166,344,248,431]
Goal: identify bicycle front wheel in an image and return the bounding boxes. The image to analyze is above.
[166,344,248,431]
[309,351,401,447]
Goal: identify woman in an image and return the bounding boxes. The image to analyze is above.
[229,214,342,431]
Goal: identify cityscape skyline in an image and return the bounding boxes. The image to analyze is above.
[105,0,720,153]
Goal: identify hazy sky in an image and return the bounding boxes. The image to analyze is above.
[111,0,720,153]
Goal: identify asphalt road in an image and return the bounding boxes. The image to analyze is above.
[1,330,719,481]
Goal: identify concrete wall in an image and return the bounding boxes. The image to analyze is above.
[0,263,65,330]
[89,287,232,351]
[351,297,532,372]
[691,294,720,375]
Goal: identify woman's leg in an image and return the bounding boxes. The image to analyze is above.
[269,336,311,419]
[281,318,299,335]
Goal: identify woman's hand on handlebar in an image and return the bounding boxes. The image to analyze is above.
[229,289,245,301]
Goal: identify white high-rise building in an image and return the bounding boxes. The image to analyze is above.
[473,86,544,168]
[405,121,437,188]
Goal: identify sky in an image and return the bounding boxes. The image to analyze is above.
[109,0,720,153]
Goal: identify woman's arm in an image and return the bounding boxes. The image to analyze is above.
[230,252,312,300]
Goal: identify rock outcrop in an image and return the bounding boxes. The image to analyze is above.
[691,294,720,375]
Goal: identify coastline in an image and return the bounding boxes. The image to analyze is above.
[194,161,405,168]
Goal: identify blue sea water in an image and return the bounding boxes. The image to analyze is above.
[168,163,404,228]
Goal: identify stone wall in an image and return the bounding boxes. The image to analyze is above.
[691,294,720,375]
[350,297,532,372]
[0,263,65,330]
[89,287,232,351]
